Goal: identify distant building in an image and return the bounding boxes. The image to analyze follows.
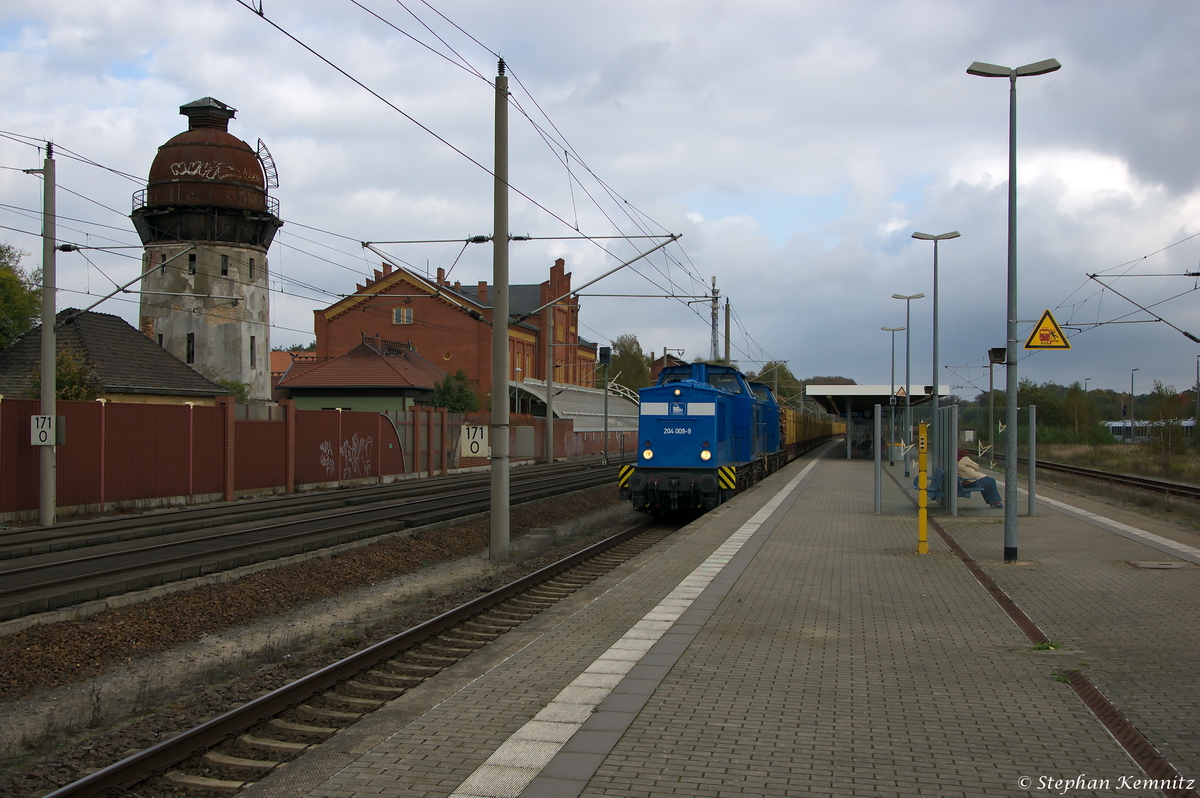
[650,352,689,383]
[0,309,232,404]
[313,257,598,406]
[276,334,445,411]
[131,97,282,403]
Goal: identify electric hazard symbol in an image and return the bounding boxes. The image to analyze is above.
[1024,310,1071,350]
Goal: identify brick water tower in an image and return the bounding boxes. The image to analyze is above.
[131,97,282,402]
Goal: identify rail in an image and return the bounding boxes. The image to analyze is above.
[993,453,1200,501]
[41,518,659,798]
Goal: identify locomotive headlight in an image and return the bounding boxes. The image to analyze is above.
[700,449,712,461]
[674,388,681,396]
[642,448,654,460]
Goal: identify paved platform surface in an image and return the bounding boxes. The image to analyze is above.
[244,447,1200,798]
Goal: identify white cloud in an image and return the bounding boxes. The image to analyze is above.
[4,0,1200,393]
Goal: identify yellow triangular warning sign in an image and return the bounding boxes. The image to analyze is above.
[1024,310,1071,350]
[895,387,906,397]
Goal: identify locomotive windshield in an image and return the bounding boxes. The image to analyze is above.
[708,372,743,393]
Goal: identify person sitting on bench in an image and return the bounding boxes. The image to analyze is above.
[957,448,1002,508]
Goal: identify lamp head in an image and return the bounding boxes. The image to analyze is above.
[967,61,1011,78]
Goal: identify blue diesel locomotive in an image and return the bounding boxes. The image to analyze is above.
[618,363,839,514]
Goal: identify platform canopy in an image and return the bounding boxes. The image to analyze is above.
[806,384,949,420]
[512,378,639,432]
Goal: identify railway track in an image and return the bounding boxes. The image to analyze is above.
[40,518,676,798]
[994,454,1200,500]
[0,460,617,622]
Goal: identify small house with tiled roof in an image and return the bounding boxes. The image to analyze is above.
[276,334,445,411]
[0,309,232,404]
[312,258,598,406]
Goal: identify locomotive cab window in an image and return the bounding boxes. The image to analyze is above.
[709,373,742,393]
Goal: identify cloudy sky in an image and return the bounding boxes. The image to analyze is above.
[3,0,1200,400]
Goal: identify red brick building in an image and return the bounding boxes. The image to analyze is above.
[313,258,598,404]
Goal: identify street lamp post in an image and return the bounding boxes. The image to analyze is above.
[892,293,925,477]
[1130,367,1139,442]
[912,230,961,455]
[968,56,1061,563]
[883,326,905,466]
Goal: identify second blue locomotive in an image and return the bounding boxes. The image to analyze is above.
[619,363,833,514]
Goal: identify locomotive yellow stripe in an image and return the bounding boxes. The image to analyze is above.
[718,466,737,490]
[618,465,635,487]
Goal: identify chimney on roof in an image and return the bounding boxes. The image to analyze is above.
[454,280,461,291]
[180,97,236,132]
[478,280,488,302]
[436,267,446,284]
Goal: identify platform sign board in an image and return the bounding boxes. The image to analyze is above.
[460,425,489,458]
[1024,310,1071,350]
[31,415,55,446]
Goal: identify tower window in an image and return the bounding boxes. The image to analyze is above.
[249,258,255,280]
[188,253,196,274]
[221,254,229,276]
[393,307,413,324]
[186,333,195,364]
[157,334,163,347]
[250,336,257,368]
[160,253,166,275]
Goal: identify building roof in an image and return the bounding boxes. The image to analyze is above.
[317,262,597,346]
[277,337,445,391]
[0,309,232,398]
[806,383,947,419]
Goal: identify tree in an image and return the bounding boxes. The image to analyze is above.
[274,340,316,352]
[747,361,802,404]
[430,368,480,412]
[0,243,41,349]
[609,333,652,392]
[29,349,103,401]
[1146,379,1186,472]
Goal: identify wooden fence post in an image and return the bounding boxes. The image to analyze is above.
[282,399,295,493]
[217,396,235,502]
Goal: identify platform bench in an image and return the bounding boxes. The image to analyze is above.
[912,467,988,501]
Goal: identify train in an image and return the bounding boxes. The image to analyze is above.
[618,363,843,514]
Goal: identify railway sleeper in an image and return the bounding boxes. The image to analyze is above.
[484,609,535,622]
[421,642,477,657]
[527,586,573,599]
[436,633,489,648]
[321,693,384,711]
[296,705,362,724]
[366,668,424,687]
[166,771,247,793]
[238,733,310,756]
[401,650,458,667]
[203,750,282,774]
[507,597,553,611]
[464,618,516,632]
[344,679,407,699]
[383,660,440,677]
[267,718,339,741]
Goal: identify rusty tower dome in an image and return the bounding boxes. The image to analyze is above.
[131,97,282,404]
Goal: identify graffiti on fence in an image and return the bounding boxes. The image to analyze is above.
[320,441,335,477]
[341,434,374,479]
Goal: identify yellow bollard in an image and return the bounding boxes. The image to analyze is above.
[917,422,929,554]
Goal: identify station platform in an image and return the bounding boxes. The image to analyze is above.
[244,446,1200,798]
